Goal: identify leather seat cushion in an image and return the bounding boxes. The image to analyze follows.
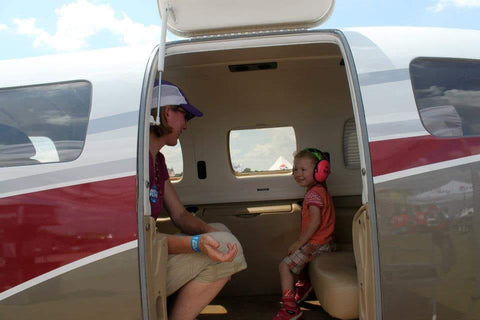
[308,250,359,320]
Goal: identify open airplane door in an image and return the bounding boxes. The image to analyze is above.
[156,0,335,37]
[139,1,335,320]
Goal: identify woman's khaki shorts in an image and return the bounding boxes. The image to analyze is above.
[166,223,247,296]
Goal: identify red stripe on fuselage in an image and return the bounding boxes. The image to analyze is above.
[370,135,480,177]
[0,176,137,293]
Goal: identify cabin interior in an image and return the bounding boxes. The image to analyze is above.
[147,39,374,320]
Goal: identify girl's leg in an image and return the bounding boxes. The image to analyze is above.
[169,276,230,320]
[279,261,295,292]
[274,262,302,318]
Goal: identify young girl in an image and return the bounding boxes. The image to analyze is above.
[273,148,336,320]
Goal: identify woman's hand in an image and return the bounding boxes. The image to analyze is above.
[198,235,238,262]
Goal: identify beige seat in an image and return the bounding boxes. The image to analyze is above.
[309,250,359,319]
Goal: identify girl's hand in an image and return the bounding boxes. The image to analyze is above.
[288,241,302,255]
[198,235,238,262]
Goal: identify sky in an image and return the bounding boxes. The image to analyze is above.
[0,0,480,61]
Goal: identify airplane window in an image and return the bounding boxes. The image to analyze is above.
[410,58,480,137]
[229,126,296,176]
[162,142,184,181]
[0,81,91,167]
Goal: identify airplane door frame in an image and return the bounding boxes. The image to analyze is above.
[334,30,383,320]
[137,45,161,320]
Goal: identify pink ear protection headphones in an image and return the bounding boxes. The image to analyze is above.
[304,148,331,183]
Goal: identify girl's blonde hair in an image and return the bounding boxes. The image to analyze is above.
[294,149,318,166]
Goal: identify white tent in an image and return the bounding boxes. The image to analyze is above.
[269,156,292,170]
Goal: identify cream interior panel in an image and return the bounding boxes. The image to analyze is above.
[163,43,362,205]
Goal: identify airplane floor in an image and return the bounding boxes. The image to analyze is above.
[198,295,338,320]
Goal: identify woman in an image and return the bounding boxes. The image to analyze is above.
[149,80,247,320]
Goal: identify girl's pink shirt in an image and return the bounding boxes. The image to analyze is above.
[301,184,335,245]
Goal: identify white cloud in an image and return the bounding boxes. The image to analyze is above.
[13,0,165,52]
[418,86,480,105]
[431,0,480,12]
[443,89,480,106]
[0,24,8,31]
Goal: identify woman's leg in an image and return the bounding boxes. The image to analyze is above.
[169,276,230,320]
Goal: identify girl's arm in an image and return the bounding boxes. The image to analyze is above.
[166,234,238,262]
[288,205,322,254]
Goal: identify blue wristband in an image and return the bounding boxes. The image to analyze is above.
[191,235,200,252]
